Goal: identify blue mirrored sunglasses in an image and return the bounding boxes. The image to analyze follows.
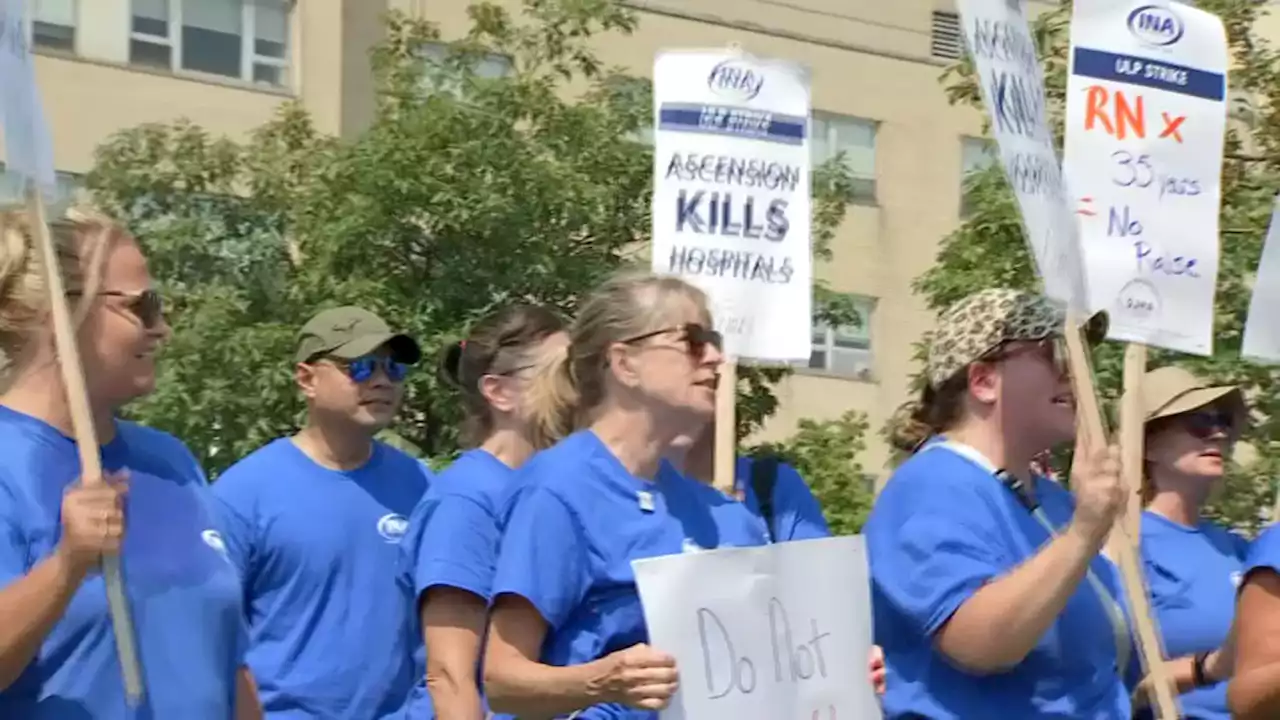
[340,355,411,383]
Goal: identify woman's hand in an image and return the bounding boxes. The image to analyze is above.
[868,645,886,696]
[593,643,679,710]
[55,471,129,578]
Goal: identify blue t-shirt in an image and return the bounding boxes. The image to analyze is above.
[1244,523,1280,581]
[0,406,246,720]
[401,448,514,719]
[731,456,830,542]
[865,440,1136,719]
[211,438,430,720]
[491,430,769,720]
[1140,511,1247,720]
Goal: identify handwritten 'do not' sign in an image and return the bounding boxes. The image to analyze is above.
[633,536,880,720]
[1064,0,1228,355]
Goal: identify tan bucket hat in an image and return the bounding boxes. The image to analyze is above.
[1134,366,1246,427]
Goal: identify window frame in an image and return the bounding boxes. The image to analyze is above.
[29,0,77,53]
[803,295,876,381]
[128,0,290,88]
[810,110,879,205]
[418,40,514,98]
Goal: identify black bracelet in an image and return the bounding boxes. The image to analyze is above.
[1192,651,1212,687]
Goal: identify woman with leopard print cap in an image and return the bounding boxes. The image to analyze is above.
[864,288,1138,718]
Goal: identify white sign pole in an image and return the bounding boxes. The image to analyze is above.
[633,536,881,720]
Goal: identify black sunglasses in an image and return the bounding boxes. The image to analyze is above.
[988,336,1069,377]
[1182,410,1236,439]
[620,323,723,358]
[68,289,164,329]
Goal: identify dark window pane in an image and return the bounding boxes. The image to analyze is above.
[33,22,74,52]
[181,27,241,78]
[254,38,284,58]
[129,39,172,70]
[132,16,167,36]
[252,63,282,86]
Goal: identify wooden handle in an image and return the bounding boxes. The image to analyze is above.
[713,360,737,494]
[1062,318,1178,718]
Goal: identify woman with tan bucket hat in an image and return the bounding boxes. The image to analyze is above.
[1129,366,1246,719]
[867,288,1137,718]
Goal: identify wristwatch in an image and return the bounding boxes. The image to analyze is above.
[1192,651,1213,687]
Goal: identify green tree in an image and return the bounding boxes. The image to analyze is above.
[751,411,874,535]
[910,0,1280,532]
[87,1,861,478]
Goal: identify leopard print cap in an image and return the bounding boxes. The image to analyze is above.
[926,288,1065,388]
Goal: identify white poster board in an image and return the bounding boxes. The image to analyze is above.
[1242,196,1280,363]
[0,0,55,191]
[650,49,813,362]
[1063,0,1228,355]
[957,0,1090,315]
[633,536,880,720]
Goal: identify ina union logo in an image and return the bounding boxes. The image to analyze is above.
[1126,5,1185,47]
[377,513,409,544]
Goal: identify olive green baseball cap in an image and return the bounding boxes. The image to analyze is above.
[295,307,422,365]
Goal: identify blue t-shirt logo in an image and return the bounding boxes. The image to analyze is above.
[201,529,230,558]
[377,513,410,543]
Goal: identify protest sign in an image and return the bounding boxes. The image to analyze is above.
[0,0,55,191]
[633,536,880,720]
[650,49,813,362]
[1064,0,1227,355]
[1242,196,1280,363]
[957,0,1089,314]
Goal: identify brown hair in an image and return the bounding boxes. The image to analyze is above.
[0,204,129,378]
[887,373,969,455]
[524,272,709,447]
[438,303,566,447]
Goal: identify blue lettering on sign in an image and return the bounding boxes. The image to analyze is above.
[1134,241,1200,278]
[675,189,790,242]
[1126,5,1185,47]
[707,60,765,102]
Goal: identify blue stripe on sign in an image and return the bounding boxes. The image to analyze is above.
[658,102,807,146]
[1072,47,1224,101]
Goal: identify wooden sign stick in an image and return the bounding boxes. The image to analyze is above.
[1062,317,1178,718]
[713,360,737,494]
[1120,344,1148,541]
[25,187,145,705]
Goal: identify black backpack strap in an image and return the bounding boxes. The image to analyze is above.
[751,456,781,543]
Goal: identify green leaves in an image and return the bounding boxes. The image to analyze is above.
[89,1,852,479]
[921,0,1280,533]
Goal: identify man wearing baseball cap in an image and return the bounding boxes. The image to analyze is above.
[210,307,432,719]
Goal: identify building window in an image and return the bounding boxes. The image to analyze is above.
[931,11,963,61]
[32,0,76,52]
[805,296,875,381]
[129,0,290,87]
[811,112,877,204]
[0,166,84,212]
[419,41,513,97]
[960,136,997,216]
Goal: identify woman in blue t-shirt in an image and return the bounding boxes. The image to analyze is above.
[482,273,768,719]
[1128,366,1246,718]
[400,303,567,719]
[663,422,829,543]
[1228,523,1280,718]
[0,207,258,719]
[865,288,1135,719]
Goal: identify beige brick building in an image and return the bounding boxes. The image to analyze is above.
[18,0,1273,476]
